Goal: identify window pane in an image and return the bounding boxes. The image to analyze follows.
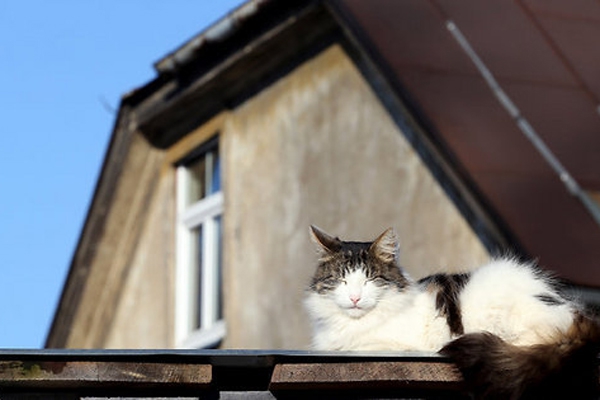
[192,225,204,330]
[187,157,206,205]
[185,144,220,204]
[210,148,221,195]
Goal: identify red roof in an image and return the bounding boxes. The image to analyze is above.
[335,0,600,286]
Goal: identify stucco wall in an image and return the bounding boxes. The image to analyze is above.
[222,45,489,349]
[61,132,174,349]
[65,44,488,350]
[102,170,176,348]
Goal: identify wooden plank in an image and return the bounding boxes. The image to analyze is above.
[0,395,80,400]
[269,361,463,391]
[0,361,211,391]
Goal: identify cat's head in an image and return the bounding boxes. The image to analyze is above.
[307,225,409,319]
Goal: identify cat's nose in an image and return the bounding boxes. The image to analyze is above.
[349,294,361,305]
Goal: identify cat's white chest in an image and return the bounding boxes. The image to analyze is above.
[305,286,451,351]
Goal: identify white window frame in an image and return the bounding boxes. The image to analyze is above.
[175,147,225,349]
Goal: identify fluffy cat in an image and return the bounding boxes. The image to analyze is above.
[304,225,600,399]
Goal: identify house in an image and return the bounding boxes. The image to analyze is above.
[46,0,600,350]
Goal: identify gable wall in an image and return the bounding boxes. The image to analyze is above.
[102,169,176,348]
[94,115,228,348]
[60,132,172,348]
[60,44,489,350]
[221,45,489,349]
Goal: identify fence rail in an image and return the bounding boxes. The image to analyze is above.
[0,349,471,399]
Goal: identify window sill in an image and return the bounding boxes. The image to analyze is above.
[178,320,226,349]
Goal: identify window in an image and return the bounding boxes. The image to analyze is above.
[175,136,225,348]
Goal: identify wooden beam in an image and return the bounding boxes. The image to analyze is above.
[270,360,463,392]
[0,360,211,396]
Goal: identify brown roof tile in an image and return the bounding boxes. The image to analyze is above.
[337,0,477,74]
[501,82,600,189]
[522,0,600,21]
[531,13,600,101]
[397,70,549,175]
[472,171,600,285]
[435,0,578,86]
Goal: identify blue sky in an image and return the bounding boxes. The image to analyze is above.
[0,0,244,348]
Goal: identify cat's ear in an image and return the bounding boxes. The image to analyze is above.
[370,228,399,264]
[310,225,342,254]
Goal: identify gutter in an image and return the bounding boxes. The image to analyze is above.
[154,0,273,74]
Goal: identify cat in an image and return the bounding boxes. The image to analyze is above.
[304,225,600,399]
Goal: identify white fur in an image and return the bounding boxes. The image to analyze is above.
[305,258,576,351]
[459,258,574,346]
[304,269,451,351]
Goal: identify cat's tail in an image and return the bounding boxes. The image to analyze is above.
[440,314,600,400]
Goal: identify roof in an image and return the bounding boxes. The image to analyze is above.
[128,0,600,286]
[47,0,600,346]
[333,0,600,285]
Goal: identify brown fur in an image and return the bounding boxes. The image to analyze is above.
[309,226,409,293]
[419,273,470,336]
[440,314,600,399]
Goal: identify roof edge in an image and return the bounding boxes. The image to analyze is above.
[154,0,275,74]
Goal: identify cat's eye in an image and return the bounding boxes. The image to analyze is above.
[369,277,387,286]
[319,277,338,290]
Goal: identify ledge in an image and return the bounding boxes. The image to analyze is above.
[0,350,465,398]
